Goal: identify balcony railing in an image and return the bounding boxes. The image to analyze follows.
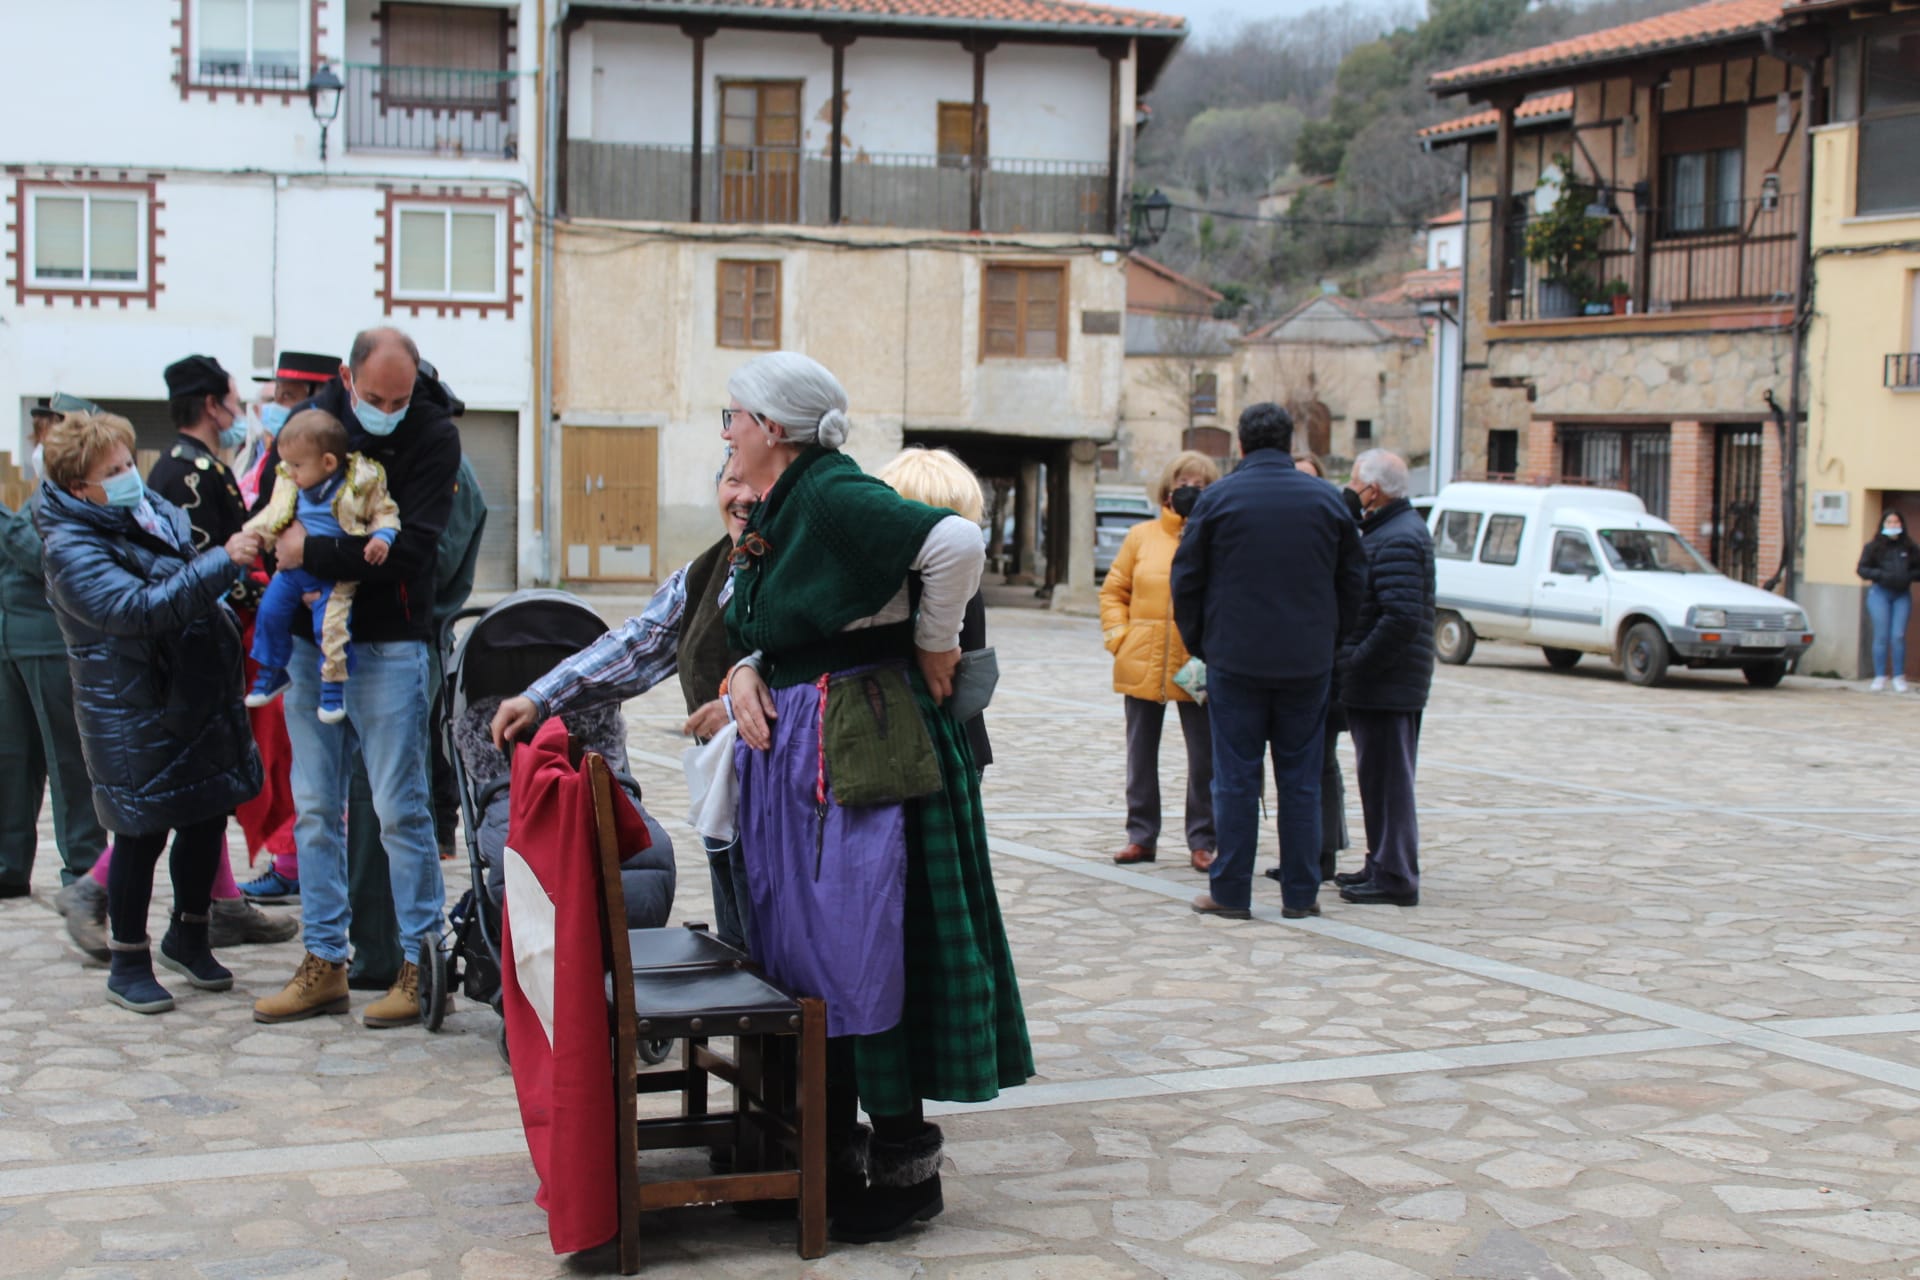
[1889,353,1920,390]
[344,63,519,159]
[566,141,1108,234]
[1502,192,1799,322]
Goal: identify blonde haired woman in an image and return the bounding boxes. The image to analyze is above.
[878,447,993,771]
[1100,450,1219,872]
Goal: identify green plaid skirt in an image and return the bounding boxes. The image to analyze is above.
[850,689,1034,1116]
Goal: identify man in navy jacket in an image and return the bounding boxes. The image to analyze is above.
[1172,403,1365,918]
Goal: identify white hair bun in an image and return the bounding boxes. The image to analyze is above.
[816,407,850,450]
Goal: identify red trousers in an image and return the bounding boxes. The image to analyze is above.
[236,619,298,867]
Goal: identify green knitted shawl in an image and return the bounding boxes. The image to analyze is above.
[725,446,948,685]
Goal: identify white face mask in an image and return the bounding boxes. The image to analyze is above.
[1886,524,1904,539]
[30,443,45,480]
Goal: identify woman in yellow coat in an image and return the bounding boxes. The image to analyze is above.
[1099,451,1220,872]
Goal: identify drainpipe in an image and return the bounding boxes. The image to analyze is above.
[1452,163,1470,486]
[541,3,566,583]
[1764,31,1820,600]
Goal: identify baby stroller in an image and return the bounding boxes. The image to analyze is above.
[431,589,677,1064]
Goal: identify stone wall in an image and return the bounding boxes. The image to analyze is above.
[1488,329,1794,421]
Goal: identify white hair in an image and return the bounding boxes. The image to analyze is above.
[1353,449,1410,499]
[727,352,851,450]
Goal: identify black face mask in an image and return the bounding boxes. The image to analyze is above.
[1343,487,1366,521]
[1170,485,1202,518]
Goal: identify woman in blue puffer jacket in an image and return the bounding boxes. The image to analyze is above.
[35,411,265,1014]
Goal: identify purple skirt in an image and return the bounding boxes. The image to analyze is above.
[735,679,906,1037]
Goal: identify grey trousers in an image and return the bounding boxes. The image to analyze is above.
[1348,708,1422,894]
[1123,696,1214,853]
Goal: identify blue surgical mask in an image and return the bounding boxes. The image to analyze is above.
[259,402,291,436]
[1886,524,1903,539]
[99,469,145,508]
[219,422,248,450]
[349,384,408,437]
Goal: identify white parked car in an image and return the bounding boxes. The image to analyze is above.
[1424,483,1814,688]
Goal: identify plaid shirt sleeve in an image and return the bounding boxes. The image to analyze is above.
[526,566,689,719]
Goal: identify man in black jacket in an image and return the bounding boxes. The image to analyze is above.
[1336,449,1436,908]
[1172,403,1366,920]
[252,327,463,1029]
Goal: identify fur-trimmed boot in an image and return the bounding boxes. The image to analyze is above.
[829,1122,942,1244]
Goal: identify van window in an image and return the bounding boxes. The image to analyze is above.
[1550,530,1601,576]
[1435,510,1482,560]
[1479,514,1525,565]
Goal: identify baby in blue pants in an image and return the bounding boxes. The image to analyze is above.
[243,409,401,723]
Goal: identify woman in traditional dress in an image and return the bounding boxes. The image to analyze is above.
[722,352,1032,1244]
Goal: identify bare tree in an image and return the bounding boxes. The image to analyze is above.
[1261,344,1354,466]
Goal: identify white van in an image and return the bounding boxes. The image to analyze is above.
[1425,483,1814,688]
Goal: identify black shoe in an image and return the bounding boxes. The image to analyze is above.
[831,1123,942,1244]
[1332,869,1372,889]
[0,883,29,899]
[1281,904,1321,919]
[158,911,234,991]
[1263,866,1282,883]
[1340,882,1418,906]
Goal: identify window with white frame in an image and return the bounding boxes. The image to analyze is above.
[28,189,147,290]
[393,204,506,302]
[194,0,304,86]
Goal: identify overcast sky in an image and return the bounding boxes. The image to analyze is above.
[1148,0,1389,42]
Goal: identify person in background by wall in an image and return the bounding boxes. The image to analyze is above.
[877,446,995,775]
[2,397,108,915]
[1101,451,1219,872]
[1337,449,1436,909]
[36,411,264,1013]
[1859,510,1918,693]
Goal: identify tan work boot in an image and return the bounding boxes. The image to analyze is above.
[253,952,350,1023]
[362,961,424,1029]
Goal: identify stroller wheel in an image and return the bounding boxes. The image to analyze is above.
[639,1037,674,1066]
[418,936,450,1033]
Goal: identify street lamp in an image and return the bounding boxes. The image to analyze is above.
[307,63,343,162]
[1130,188,1172,248]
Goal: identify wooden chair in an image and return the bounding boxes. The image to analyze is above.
[585,752,827,1274]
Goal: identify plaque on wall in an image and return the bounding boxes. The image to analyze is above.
[1081,310,1122,335]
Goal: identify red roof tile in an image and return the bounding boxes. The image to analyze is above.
[1372,268,1463,304]
[1428,207,1464,226]
[1430,0,1784,90]
[1418,90,1574,141]
[604,0,1186,33]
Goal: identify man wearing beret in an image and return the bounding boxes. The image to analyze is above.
[150,356,257,589]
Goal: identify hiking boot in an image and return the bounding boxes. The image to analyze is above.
[106,944,175,1015]
[253,952,350,1023]
[158,911,233,991]
[57,877,110,963]
[239,867,299,903]
[363,961,423,1029]
[209,896,298,947]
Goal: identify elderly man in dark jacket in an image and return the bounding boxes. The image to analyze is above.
[1172,403,1366,920]
[1337,449,1436,908]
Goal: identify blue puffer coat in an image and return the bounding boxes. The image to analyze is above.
[35,481,261,835]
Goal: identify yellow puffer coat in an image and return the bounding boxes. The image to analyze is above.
[1099,509,1197,703]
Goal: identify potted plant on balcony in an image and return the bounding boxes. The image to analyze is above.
[1523,157,1612,320]
[1602,278,1632,316]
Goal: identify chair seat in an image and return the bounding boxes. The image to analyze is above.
[614,968,802,1039]
[626,926,747,972]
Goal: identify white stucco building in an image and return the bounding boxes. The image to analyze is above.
[3,0,540,588]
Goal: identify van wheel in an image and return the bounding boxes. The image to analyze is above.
[1622,622,1670,687]
[1541,647,1582,671]
[1436,611,1476,665]
[1743,661,1787,689]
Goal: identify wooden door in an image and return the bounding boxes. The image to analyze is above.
[562,427,658,582]
[719,80,801,223]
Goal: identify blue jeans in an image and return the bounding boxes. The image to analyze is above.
[283,637,443,963]
[1207,668,1329,912]
[1867,584,1911,679]
[252,567,344,679]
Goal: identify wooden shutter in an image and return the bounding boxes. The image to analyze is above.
[718,260,781,349]
[938,102,985,166]
[982,265,1067,360]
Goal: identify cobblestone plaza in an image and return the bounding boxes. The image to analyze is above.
[2,605,1915,1279]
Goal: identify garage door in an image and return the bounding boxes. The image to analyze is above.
[456,410,519,591]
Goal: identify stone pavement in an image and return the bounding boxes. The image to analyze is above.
[2,605,1917,1279]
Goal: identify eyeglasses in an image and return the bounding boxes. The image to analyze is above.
[720,408,761,434]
